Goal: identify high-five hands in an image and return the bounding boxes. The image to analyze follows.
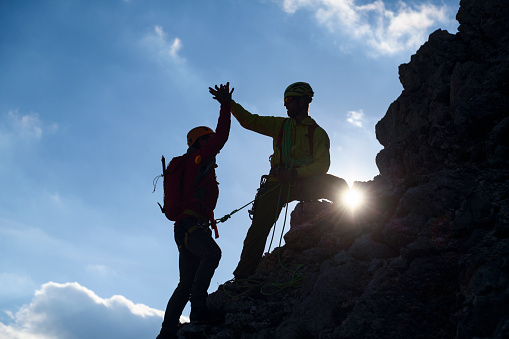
[209,82,234,104]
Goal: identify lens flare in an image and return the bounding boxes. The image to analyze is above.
[343,188,363,210]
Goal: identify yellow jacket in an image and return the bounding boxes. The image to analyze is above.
[231,100,330,178]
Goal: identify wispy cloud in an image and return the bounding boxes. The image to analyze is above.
[0,282,165,339]
[142,25,185,63]
[0,110,57,147]
[346,109,364,127]
[9,111,43,139]
[86,264,119,277]
[280,0,454,55]
[138,25,210,94]
[169,38,183,58]
[154,25,165,38]
[7,111,46,139]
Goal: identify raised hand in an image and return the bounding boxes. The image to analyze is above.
[209,82,234,104]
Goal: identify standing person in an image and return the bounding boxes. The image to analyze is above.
[230,82,349,280]
[156,83,233,339]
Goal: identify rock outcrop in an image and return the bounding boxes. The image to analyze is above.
[178,0,509,337]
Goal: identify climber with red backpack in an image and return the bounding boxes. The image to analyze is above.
[229,82,349,281]
[156,82,233,339]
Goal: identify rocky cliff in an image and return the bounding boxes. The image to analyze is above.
[179,0,509,337]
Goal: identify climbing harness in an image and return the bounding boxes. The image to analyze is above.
[248,175,271,220]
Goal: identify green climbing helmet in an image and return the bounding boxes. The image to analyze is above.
[284,82,314,98]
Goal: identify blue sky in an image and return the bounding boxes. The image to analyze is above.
[0,0,459,337]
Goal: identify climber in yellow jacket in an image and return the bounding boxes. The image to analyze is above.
[231,82,349,279]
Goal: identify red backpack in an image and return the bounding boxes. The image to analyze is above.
[156,154,188,221]
[155,154,219,238]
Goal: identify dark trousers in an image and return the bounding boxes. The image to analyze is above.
[233,173,348,278]
[160,217,221,334]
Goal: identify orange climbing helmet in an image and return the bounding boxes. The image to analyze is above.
[187,126,214,146]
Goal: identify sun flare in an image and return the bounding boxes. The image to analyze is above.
[343,188,363,210]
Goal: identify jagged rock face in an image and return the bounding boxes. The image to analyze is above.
[370,1,509,335]
[375,0,509,181]
[178,0,509,337]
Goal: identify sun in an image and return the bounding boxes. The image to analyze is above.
[343,188,363,210]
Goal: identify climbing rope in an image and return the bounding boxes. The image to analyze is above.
[221,180,305,298]
[281,119,313,169]
[212,182,281,225]
[259,181,305,296]
[282,119,294,170]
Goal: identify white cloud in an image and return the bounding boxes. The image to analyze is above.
[0,110,57,147]
[169,38,183,58]
[282,0,315,13]
[279,0,454,55]
[142,25,185,62]
[0,323,52,339]
[8,110,43,139]
[0,282,165,339]
[346,109,364,127]
[154,25,165,38]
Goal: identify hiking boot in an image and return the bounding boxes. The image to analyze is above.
[189,306,224,324]
[219,276,249,288]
